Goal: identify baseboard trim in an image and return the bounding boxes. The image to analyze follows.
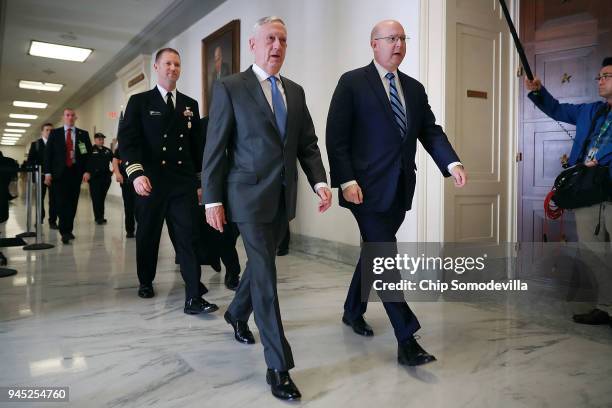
[289,233,359,266]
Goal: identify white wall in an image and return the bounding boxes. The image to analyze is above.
[74,0,423,245]
[1,146,28,163]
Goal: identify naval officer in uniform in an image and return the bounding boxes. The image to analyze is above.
[119,47,217,315]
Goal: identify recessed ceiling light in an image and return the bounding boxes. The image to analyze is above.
[13,101,48,109]
[3,129,26,133]
[29,40,92,62]
[6,122,31,128]
[2,135,21,139]
[1,142,18,146]
[19,80,63,92]
[9,114,38,120]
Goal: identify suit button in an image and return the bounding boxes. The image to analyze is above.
[178,161,182,165]
[162,147,166,151]
[164,134,167,138]
[178,147,182,151]
[162,160,166,165]
[180,134,184,138]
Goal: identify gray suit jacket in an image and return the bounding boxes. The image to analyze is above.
[202,66,327,223]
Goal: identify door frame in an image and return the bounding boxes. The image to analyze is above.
[417,0,519,244]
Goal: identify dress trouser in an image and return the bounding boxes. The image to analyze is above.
[134,177,201,299]
[344,172,421,343]
[89,173,111,221]
[120,177,136,233]
[573,202,612,313]
[228,193,294,371]
[48,184,57,224]
[55,167,82,236]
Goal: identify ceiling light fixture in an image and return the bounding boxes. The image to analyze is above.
[6,122,31,128]
[13,101,48,109]
[18,80,64,92]
[9,114,38,120]
[29,40,92,62]
[3,129,26,133]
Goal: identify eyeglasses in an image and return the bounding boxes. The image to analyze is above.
[595,73,612,81]
[374,35,409,44]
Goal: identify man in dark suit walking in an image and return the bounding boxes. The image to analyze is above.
[44,109,92,244]
[203,16,331,400]
[119,47,217,315]
[326,20,467,367]
[27,122,55,225]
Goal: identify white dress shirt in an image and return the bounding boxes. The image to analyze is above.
[340,61,462,191]
[157,84,177,108]
[205,64,328,209]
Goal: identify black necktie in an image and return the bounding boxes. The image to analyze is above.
[166,93,174,111]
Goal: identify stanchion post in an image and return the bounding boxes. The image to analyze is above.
[16,167,36,238]
[23,165,54,251]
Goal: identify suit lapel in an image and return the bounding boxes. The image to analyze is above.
[242,67,282,141]
[364,62,397,129]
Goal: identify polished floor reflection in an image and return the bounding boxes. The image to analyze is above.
[0,195,611,408]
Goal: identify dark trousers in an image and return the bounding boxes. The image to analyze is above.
[89,173,111,221]
[55,167,82,236]
[135,179,201,299]
[229,195,294,371]
[120,177,136,233]
[219,223,241,275]
[48,184,57,224]
[345,174,420,343]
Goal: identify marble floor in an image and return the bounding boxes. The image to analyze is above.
[1,194,611,408]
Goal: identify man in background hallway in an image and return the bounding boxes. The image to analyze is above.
[87,132,113,225]
[27,122,55,226]
[44,109,92,244]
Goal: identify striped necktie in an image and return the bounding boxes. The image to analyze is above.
[385,72,407,139]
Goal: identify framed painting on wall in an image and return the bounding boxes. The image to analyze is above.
[201,19,240,115]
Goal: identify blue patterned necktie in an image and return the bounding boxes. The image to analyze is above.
[268,76,287,141]
[385,72,407,139]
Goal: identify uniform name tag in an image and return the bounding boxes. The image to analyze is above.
[78,142,87,154]
[150,110,162,116]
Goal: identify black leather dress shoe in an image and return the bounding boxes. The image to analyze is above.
[224,273,240,291]
[342,315,374,336]
[138,284,155,298]
[49,222,58,230]
[66,232,75,240]
[266,369,301,401]
[276,248,289,256]
[184,297,218,315]
[224,311,255,344]
[61,235,70,244]
[573,308,610,325]
[126,231,135,238]
[398,337,436,366]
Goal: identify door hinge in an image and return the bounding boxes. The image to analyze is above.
[516,152,523,162]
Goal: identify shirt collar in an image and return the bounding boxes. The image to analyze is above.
[63,125,75,133]
[373,59,399,81]
[252,63,281,83]
[157,84,177,103]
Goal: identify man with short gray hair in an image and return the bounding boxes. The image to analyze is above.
[203,16,332,400]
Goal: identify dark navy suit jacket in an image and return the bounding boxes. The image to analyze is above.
[326,61,460,213]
